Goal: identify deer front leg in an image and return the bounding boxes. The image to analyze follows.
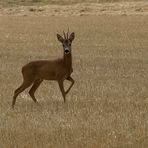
[58,80,66,102]
[65,76,75,94]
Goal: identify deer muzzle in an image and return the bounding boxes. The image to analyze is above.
[64,48,70,54]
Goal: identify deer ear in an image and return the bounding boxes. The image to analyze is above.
[69,32,75,42]
[57,34,64,43]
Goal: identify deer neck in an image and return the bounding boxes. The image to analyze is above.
[63,53,72,70]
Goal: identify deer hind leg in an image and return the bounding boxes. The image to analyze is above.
[58,80,66,102]
[14,86,22,94]
[65,76,75,94]
[29,79,43,103]
[12,80,33,109]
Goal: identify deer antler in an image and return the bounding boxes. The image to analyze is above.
[67,28,69,39]
[63,31,66,39]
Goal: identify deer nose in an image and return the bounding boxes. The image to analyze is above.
[64,47,69,53]
[65,49,69,53]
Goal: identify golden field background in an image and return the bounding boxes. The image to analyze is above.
[0,0,146,7]
[0,0,148,148]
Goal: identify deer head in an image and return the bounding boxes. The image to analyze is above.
[57,31,75,54]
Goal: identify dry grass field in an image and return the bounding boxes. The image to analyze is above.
[0,0,146,7]
[0,1,148,148]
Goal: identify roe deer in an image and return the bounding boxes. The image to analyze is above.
[12,31,75,108]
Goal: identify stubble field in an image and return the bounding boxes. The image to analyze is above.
[0,3,148,148]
